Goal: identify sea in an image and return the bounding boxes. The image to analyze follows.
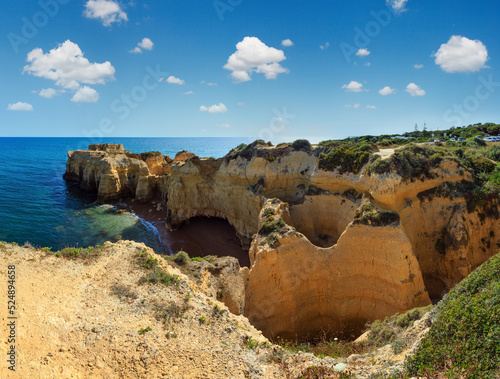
[0,137,246,253]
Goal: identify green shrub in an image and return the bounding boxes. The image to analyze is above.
[262,207,275,217]
[136,250,180,287]
[365,144,444,180]
[260,217,286,234]
[486,145,500,162]
[353,201,400,227]
[51,245,105,261]
[406,253,500,378]
[292,139,312,151]
[174,251,189,265]
[318,142,378,174]
[138,326,152,335]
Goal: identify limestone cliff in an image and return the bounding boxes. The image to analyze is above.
[64,141,500,339]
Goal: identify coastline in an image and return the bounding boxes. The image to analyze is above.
[122,198,250,267]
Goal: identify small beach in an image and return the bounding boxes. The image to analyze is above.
[124,198,250,267]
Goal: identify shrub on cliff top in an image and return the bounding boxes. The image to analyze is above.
[126,151,164,161]
[136,250,180,286]
[50,245,105,261]
[318,142,378,174]
[174,250,189,265]
[260,217,286,234]
[353,201,400,227]
[364,144,445,180]
[406,252,500,378]
[292,139,312,151]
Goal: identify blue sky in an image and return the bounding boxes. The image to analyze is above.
[1,0,499,142]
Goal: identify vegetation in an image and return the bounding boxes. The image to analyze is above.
[126,151,164,161]
[318,141,378,174]
[136,249,180,286]
[110,284,138,302]
[153,300,189,324]
[406,253,500,378]
[364,144,445,180]
[260,217,285,234]
[45,245,106,261]
[224,140,272,160]
[243,336,259,350]
[173,250,189,265]
[298,366,353,379]
[277,305,432,360]
[138,326,152,335]
[353,200,400,227]
[292,139,312,151]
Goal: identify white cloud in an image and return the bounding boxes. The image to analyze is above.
[414,64,424,69]
[166,76,185,85]
[224,37,289,83]
[364,62,371,67]
[366,105,377,109]
[217,123,231,128]
[71,86,99,103]
[378,86,396,96]
[406,83,426,96]
[353,103,360,109]
[434,35,488,73]
[84,0,127,26]
[237,102,245,106]
[184,90,193,95]
[356,48,370,57]
[200,103,227,114]
[281,39,294,47]
[386,0,408,13]
[7,102,33,111]
[130,38,154,54]
[39,88,58,99]
[341,81,364,93]
[138,38,153,50]
[23,40,115,91]
[320,42,330,50]
[201,81,218,86]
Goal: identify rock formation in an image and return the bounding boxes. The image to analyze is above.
[64,142,500,339]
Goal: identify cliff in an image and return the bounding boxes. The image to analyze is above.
[0,241,348,378]
[64,142,500,340]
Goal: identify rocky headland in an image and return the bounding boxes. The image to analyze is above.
[63,140,500,342]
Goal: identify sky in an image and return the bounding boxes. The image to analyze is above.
[1,0,499,142]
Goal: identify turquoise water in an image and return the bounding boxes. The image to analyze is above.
[0,137,245,252]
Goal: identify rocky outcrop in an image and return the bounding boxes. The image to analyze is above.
[65,142,500,340]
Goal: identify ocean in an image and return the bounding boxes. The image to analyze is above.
[0,137,246,253]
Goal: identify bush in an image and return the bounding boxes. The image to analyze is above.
[292,139,312,151]
[318,142,378,174]
[260,217,286,234]
[174,251,189,265]
[487,145,500,162]
[406,253,500,378]
[136,250,180,287]
[365,144,444,180]
[353,200,400,227]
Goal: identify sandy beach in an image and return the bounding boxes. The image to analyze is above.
[123,198,250,267]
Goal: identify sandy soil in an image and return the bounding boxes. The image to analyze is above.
[0,242,342,378]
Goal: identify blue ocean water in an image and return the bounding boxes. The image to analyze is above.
[0,137,245,251]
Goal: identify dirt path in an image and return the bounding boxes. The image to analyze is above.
[374,148,397,160]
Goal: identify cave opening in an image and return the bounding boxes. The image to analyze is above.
[288,195,358,248]
[166,216,250,267]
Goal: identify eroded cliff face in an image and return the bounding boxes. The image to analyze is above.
[64,142,500,340]
[64,148,155,202]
